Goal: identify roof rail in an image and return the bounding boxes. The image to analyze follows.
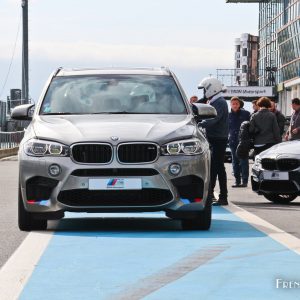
[160,66,170,73]
[53,67,63,77]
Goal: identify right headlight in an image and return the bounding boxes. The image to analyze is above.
[24,138,69,157]
[161,138,205,156]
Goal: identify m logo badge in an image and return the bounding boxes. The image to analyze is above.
[111,136,119,141]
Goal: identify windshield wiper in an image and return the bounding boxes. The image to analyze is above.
[41,112,83,115]
[91,111,147,114]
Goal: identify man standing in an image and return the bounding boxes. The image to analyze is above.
[198,77,229,206]
[229,97,250,187]
[285,98,300,141]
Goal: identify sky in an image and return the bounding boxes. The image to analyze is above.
[0,0,258,102]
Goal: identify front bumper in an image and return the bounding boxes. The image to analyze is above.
[19,149,211,218]
[251,166,300,195]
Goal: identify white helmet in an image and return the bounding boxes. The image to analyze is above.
[198,77,226,99]
[130,84,155,102]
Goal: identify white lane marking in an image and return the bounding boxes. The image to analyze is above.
[226,203,300,255]
[0,156,18,162]
[0,231,54,300]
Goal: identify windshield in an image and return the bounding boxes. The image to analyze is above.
[40,75,187,115]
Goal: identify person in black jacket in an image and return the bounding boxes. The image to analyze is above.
[249,97,281,155]
[228,97,250,187]
[236,121,252,161]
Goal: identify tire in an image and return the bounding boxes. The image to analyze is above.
[263,193,298,204]
[18,186,47,231]
[181,195,212,230]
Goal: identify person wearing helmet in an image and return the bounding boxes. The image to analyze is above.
[198,77,229,206]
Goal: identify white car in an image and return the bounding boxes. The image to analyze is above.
[251,140,300,203]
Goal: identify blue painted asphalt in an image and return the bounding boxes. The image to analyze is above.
[20,207,300,300]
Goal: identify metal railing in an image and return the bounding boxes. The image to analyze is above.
[0,131,24,149]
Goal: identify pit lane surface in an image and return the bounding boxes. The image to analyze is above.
[0,159,300,299]
[0,157,28,269]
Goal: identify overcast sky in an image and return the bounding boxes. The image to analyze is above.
[0,0,258,102]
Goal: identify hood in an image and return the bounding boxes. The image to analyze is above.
[260,140,300,158]
[32,114,196,146]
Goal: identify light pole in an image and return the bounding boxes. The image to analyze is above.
[21,0,29,104]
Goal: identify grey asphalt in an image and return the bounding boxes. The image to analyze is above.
[225,161,300,239]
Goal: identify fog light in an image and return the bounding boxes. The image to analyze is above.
[169,163,181,175]
[48,164,61,177]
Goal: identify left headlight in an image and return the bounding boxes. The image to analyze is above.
[24,138,69,157]
[253,155,262,169]
[161,138,204,155]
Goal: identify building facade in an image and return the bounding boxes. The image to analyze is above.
[227,0,300,116]
[277,0,300,116]
[234,33,259,86]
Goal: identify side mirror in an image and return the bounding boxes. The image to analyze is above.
[192,103,217,120]
[11,104,35,120]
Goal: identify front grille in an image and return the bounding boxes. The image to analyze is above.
[261,158,277,170]
[71,168,159,177]
[277,159,300,171]
[72,144,112,163]
[262,158,300,171]
[57,189,173,206]
[118,143,158,163]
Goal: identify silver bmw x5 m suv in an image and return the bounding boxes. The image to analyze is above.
[12,67,216,231]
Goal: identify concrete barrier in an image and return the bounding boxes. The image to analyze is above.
[0,147,19,159]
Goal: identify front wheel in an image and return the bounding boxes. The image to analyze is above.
[18,186,47,231]
[263,193,297,204]
[181,196,212,230]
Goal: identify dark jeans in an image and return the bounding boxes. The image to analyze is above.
[230,143,249,185]
[208,137,228,200]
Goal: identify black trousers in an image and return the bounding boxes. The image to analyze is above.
[208,137,228,200]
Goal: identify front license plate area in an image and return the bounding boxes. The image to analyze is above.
[88,178,142,190]
[263,171,289,180]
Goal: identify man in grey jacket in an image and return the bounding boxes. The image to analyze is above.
[198,77,229,206]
